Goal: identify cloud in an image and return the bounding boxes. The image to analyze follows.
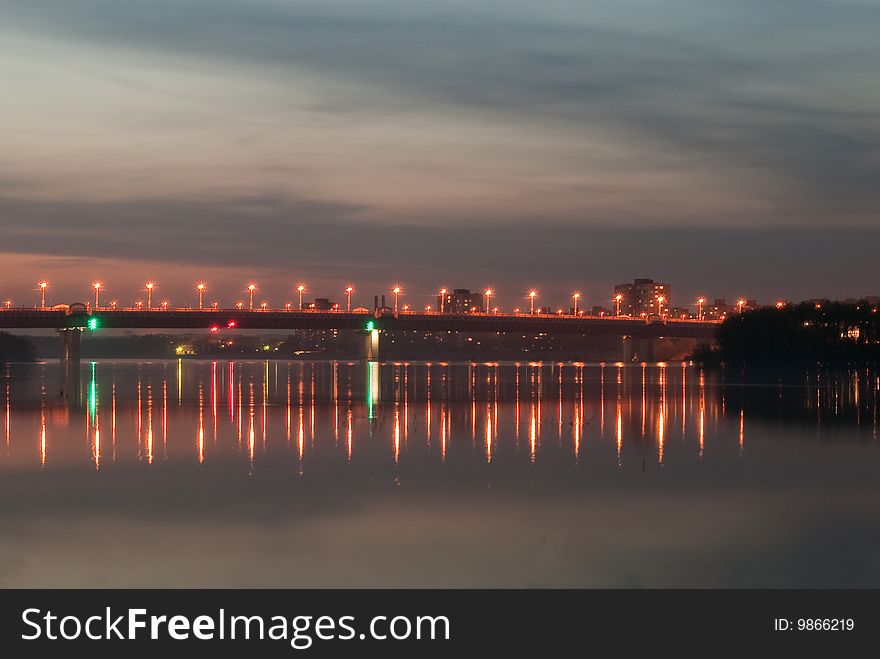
[0,0,878,301]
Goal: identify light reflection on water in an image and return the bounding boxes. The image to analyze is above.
[1,360,879,587]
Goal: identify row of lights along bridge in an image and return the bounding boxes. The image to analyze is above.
[5,282,762,320]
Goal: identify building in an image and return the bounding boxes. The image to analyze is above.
[706,298,733,319]
[437,289,484,314]
[613,278,670,317]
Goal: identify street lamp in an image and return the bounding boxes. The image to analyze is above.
[38,281,48,309]
[247,284,256,310]
[737,299,746,314]
[439,288,447,313]
[484,288,493,314]
[110,300,118,310]
[657,295,666,318]
[572,292,580,315]
[236,301,244,310]
[161,300,169,311]
[529,290,537,314]
[145,282,155,310]
[392,286,402,314]
[296,284,305,310]
[197,283,206,310]
[345,286,353,312]
[93,282,102,309]
[697,297,706,320]
[614,293,623,317]
[775,300,785,309]
[260,301,268,311]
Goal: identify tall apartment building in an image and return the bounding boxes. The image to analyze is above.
[613,278,670,317]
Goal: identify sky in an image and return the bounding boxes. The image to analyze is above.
[1,0,879,311]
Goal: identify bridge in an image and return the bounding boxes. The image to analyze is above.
[0,307,719,363]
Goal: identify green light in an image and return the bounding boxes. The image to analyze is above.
[87,317,100,331]
[365,321,374,332]
[88,362,97,421]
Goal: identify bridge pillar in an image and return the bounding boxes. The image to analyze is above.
[621,335,634,362]
[621,336,657,362]
[59,328,81,362]
[635,338,656,362]
[58,329,82,399]
[360,329,382,361]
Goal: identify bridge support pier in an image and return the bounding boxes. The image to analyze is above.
[360,328,382,361]
[621,336,634,363]
[58,328,82,398]
[635,338,656,362]
[621,335,656,362]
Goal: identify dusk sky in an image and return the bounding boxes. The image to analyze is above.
[2,0,879,310]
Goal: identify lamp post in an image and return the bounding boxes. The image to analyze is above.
[297,285,305,310]
[657,295,666,318]
[737,299,746,314]
[392,286,401,314]
[93,282,102,309]
[529,290,537,314]
[572,292,580,316]
[484,289,493,314]
[614,293,623,317]
[197,283,206,310]
[145,282,155,310]
[697,297,706,321]
[247,284,256,310]
[161,300,168,311]
[439,288,447,313]
[345,286,353,312]
[39,281,48,309]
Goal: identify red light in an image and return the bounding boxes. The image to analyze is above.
[227,320,236,328]
[210,326,219,333]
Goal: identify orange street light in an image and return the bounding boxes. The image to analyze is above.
[484,288,493,314]
[572,292,581,315]
[145,282,155,310]
[614,293,623,317]
[196,282,206,309]
[296,284,306,310]
[392,286,402,314]
[247,284,256,310]
[345,285,353,312]
[528,290,537,314]
[737,299,746,314]
[439,288,448,313]
[93,282,102,309]
[697,297,706,320]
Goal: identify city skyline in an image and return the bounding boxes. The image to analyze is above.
[2,1,879,303]
[0,275,828,316]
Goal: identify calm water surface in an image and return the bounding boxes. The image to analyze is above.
[1,360,878,587]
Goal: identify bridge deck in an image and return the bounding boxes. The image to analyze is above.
[0,309,719,339]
